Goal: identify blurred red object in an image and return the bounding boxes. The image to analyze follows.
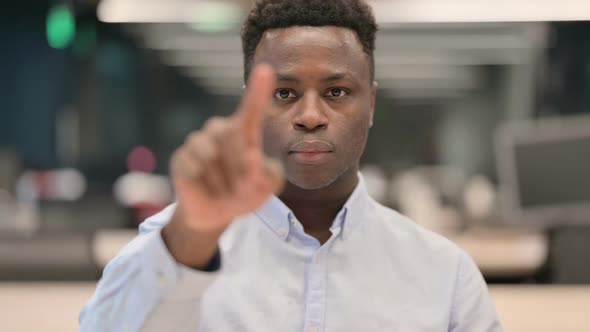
[127,146,157,173]
[131,203,167,227]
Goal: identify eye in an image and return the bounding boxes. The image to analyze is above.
[274,89,296,100]
[326,88,348,98]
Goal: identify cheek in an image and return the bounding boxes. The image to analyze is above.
[337,112,371,157]
[262,118,285,156]
[348,126,369,158]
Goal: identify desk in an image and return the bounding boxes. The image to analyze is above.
[1,283,589,332]
[448,228,549,278]
[0,282,94,332]
[490,286,590,332]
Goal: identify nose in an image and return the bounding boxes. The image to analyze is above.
[292,93,328,132]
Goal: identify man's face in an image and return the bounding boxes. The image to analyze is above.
[253,26,376,190]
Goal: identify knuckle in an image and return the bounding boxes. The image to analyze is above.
[171,148,184,164]
[173,149,190,166]
[204,116,226,131]
[170,150,184,174]
[206,118,234,143]
[185,131,214,152]
[185,131,202,145]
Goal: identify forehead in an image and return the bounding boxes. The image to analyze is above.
[253,26,370,80]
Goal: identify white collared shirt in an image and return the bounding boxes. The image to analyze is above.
[80,176,502,332]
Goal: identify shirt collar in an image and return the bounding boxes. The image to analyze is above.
[255,173,374,241]
[255,195,293,240]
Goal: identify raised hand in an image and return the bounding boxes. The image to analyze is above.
[162,64,284,268]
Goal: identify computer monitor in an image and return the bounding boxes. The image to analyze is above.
[495,115,590,226]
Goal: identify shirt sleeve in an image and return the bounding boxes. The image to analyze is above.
[449,250,504,332]
[79,204,219,332]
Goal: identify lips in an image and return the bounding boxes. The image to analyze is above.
[289,140,334,153]
[288,140,334,164]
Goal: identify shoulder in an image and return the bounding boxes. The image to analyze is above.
[370,201,467,265]
[100,203,177,262]
[138,204,177,234]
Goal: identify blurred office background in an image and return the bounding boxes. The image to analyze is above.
[1,0,590,331]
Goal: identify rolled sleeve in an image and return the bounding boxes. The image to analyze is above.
[142,229,220,301]
[80,205,219,332]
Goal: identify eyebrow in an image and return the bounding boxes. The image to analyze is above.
[275,72,354,83]
[276,74,299,83]
[321,73,351,82]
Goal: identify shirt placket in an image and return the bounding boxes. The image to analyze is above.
[303,245,327,332]
[290,212,344,332]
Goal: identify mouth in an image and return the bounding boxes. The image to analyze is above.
[288,140,334,164]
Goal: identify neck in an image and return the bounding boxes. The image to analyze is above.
[279,168,359,241]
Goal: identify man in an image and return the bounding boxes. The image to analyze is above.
[80,0,502,331]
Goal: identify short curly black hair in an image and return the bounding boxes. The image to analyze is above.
[241,0,378,82]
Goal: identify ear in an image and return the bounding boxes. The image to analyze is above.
[369,81,378,128]
[238,84,248,101]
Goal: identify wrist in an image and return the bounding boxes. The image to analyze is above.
[161,209,225,270]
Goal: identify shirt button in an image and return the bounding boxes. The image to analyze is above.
[278,228,286,237]
[157,271,167,287]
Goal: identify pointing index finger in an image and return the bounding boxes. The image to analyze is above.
[237,64,276,148]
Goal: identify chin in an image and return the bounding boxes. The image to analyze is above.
[286,165,349,190]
